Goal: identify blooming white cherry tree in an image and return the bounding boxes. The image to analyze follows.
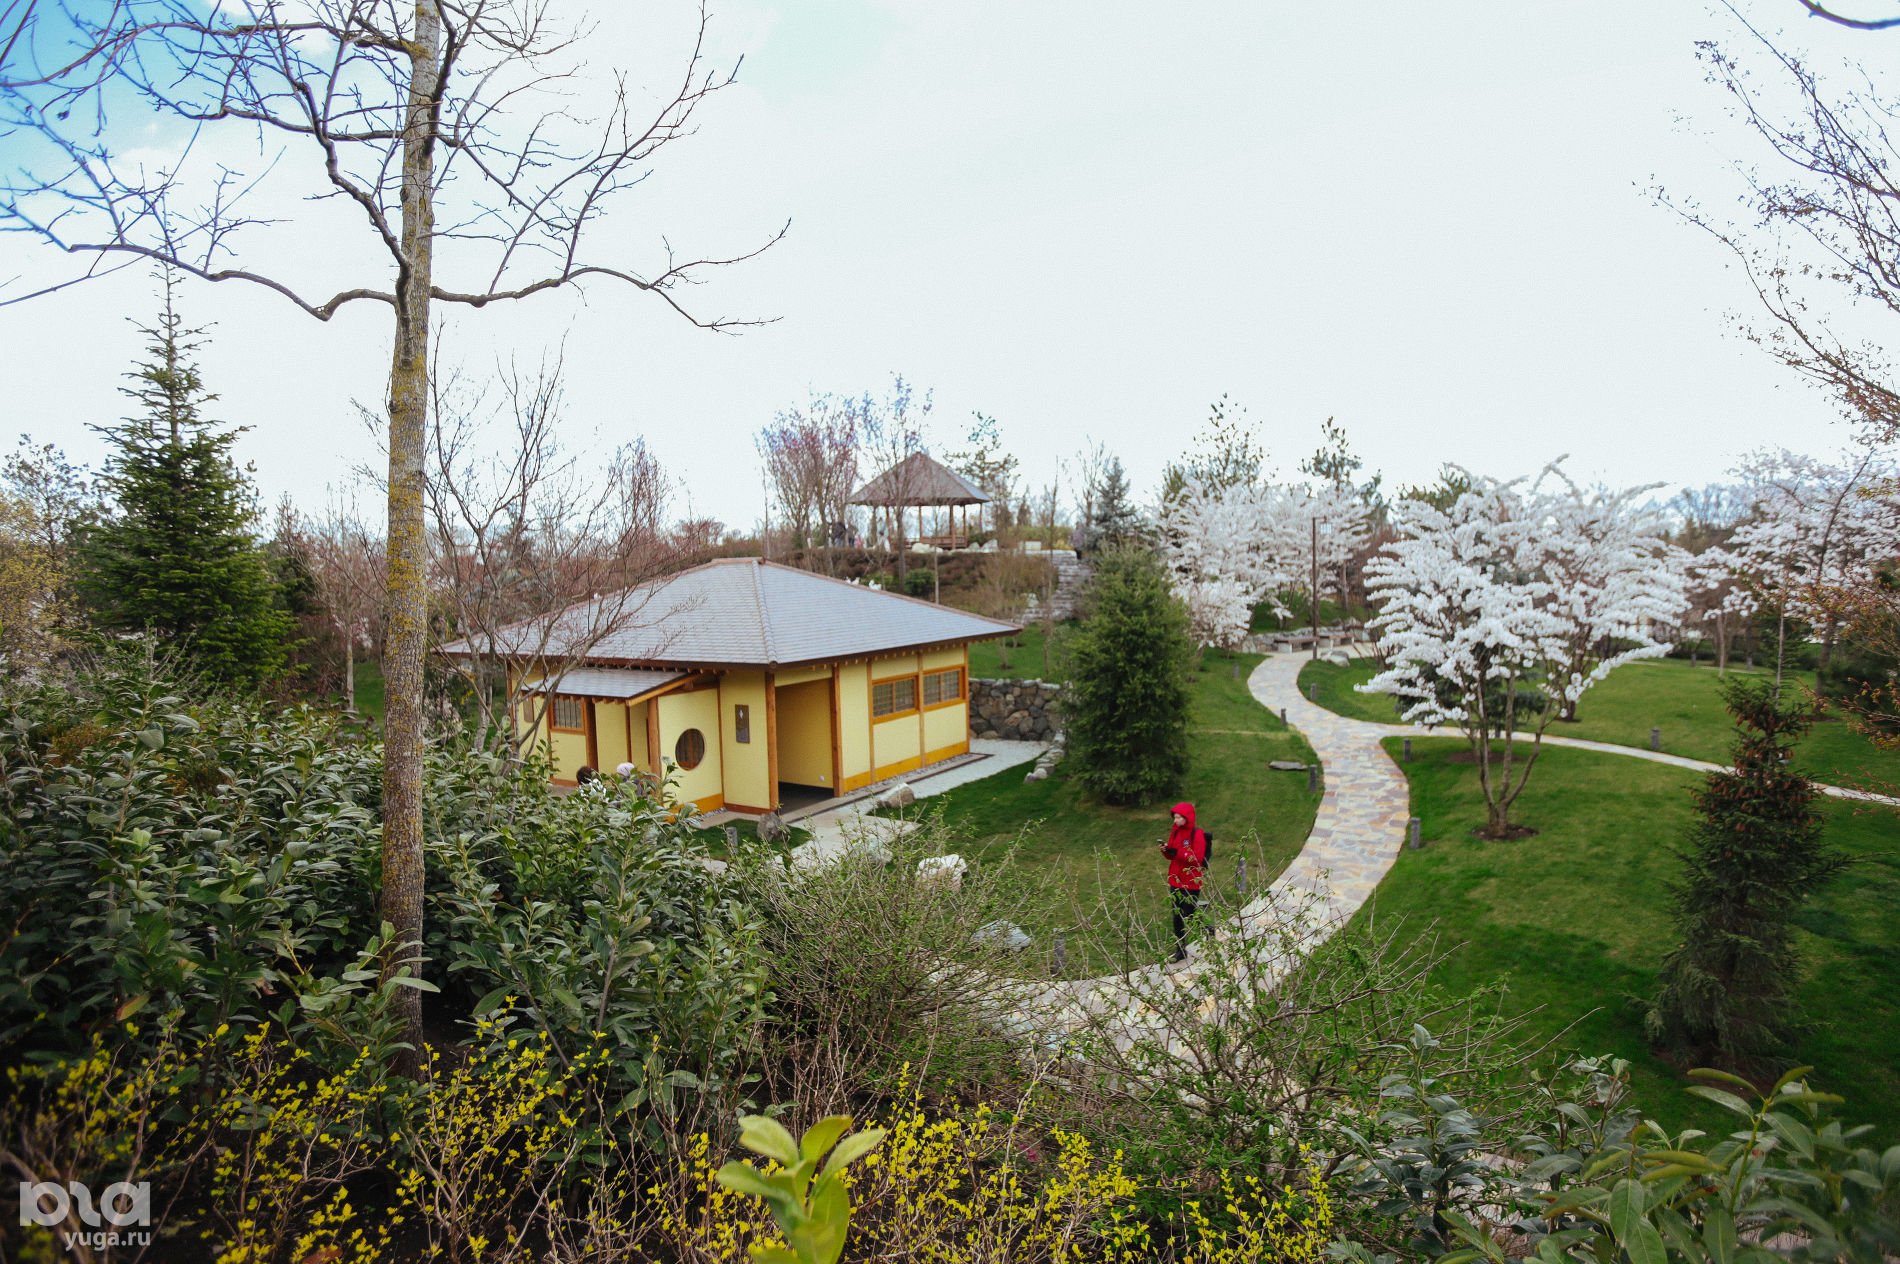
[1529,466,1689,719]
[1361,464,1685,837]
[1726,445,1900,680]
[1162,477,1288,649]
[1270,482,1369,633]
[1160,477,1368,649]
[1681,545,1759,674]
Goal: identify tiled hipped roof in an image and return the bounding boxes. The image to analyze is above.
[848,451,991,507]
[439,558,1018,670]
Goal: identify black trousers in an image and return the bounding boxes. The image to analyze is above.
[1171,887,1200,958]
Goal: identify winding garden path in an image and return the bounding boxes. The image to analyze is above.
[1244,652,1414,926]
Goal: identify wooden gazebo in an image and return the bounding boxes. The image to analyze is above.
[849,452,991,550]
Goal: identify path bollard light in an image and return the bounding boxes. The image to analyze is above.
[725,825,739,850]
[1650,726,1661,752]
[1280,707,1288,724]
[1232,662,1239,679]
[1052,929,1066,977]
[1402,737,1412,763]
[1307,682,1317,702]
[1408,817,1422,850]
[1308,764,1319,793]
[1236,856,1248,895]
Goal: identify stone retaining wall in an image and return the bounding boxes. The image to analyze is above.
[969,678,1062,741]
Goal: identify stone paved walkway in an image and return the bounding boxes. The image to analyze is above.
[1248,652,1414,924]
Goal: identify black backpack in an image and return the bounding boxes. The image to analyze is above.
[1199,829,1213,863]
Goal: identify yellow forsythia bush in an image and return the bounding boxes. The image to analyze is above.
[650,1070,1335,1264]
[10,1032,1332,1263]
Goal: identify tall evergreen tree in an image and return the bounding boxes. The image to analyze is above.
[77,280,292,689]
[1646,677,1847,1071]
[1065,546,1194,805]
[1088,455,1145,550]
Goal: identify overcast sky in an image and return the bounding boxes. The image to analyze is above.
[0,0,1882,530]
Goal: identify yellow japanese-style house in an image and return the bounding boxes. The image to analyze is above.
[441,558,1018,814]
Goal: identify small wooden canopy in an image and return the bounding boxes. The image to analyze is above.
[849,451,991,508]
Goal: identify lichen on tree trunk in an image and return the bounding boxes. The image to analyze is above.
[378,0,442,1071]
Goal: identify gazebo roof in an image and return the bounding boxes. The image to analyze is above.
[848,451,991,507]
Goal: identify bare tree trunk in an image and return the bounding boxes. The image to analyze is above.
[344,640,356,713]
[379,0,441,1069]
[1716,609,1729,678]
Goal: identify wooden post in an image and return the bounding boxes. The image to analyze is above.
[829,666,844,792]
[1310,516,1319,661]
[766,673,779,810]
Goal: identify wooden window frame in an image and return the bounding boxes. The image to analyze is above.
[549,695,587,733]
[922,667,964,710]
[871,672,919,721]
[674,727,707,770]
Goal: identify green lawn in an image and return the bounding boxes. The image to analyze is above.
[1367,737,1900,1139]
[967,622,1070,683]
[348,656,386,723]
[912,648,1321,975]
[1300,656,1900,790]
[1298,657,1407,724]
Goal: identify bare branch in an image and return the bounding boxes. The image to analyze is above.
[1796,1,1900,30]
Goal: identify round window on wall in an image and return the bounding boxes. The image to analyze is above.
[674,728,706,770]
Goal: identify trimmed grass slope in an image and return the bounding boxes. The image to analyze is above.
[1368,737,1900,1138]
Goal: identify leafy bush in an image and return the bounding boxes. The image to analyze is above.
[733,818,1055,1102]
[663,1072,1336,1264]
[0,645,765,1113]
[1038,883,1531,1212]
[1337,1054,1900,1264]
[1064,546,1195,804]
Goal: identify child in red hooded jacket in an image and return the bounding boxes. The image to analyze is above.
[1160,802,1207,963]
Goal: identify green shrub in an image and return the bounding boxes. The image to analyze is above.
[1064,546,1194,804]
[734,817,1055,1100]
[0,644,764,1112]
[1337,1055,1900,1264]
[1647,676,1847,1071]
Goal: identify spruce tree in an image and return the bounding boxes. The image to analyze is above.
[1065,546,1194,805]
[77,281,292,689]
[1646,677,1846,1071]
[1088,456,1145,550]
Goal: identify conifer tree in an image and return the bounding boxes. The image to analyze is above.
[1646,677,1847,1070]
[77,281,292,689]
[1065,546,1194,804]
[1087,455,1145,550]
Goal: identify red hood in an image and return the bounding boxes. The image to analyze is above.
[1170,803,1197,833]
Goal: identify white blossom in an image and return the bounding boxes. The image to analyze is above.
[1160,476,1368,649]
[1360,460,1687,831]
